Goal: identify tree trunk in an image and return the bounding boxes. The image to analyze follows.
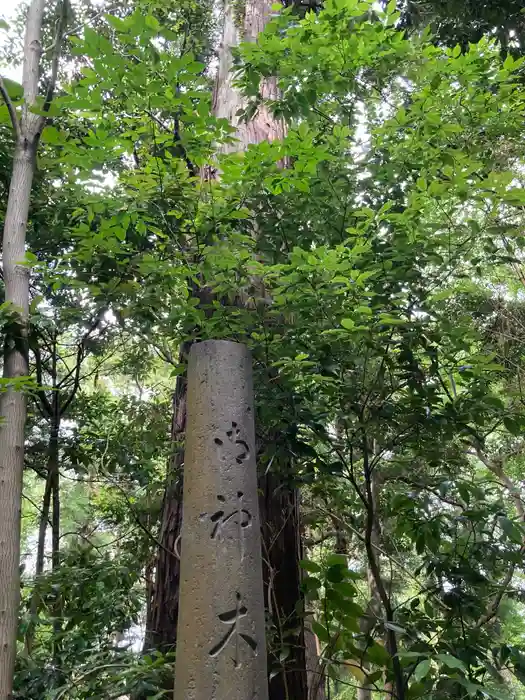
[144,348,187,654]
[361,455,404,700]
[0,140,35,699]
[35,470,53,579]
[146,4,305,699]
[358,553,381,700]
[305,619,326,700]
[25,414,59,656]
[50,425,60,573]
[212,0,286,149]
[50,416,61,660]
[215,3,306,696]
[0,1,47,694]
[260,473,307,700]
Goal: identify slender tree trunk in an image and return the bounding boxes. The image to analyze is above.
[49,349,60,576]
[35,470,53,579]
[50,433,60,572]
[0,140,35,698]
[0,1,47,694]
[50,411,61,659]
[362,442,404,700]
[25,415,59,656]
[25,471,52,656]
[358,473,382,700]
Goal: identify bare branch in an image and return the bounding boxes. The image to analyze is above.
[42,3,113,54]
[476,553,522,629]
[362,437,405,700]
[59,343,83,416]
[31,338,53,417]
[41,0,69,116]
[471,444,525,627]
[0,76,21,139]
[59,307,109,414]
[21,492,53,528]
[474,446,525,522]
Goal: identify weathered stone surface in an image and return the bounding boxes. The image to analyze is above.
[174,340,268,700]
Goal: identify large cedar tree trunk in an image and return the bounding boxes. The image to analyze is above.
[214,4,306,691]
[146,2,306,698]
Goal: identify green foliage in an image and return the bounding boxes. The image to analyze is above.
[398,0,525,57]
[4,0,525,697]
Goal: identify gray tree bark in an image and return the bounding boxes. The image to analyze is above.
[174,340,268,700]
[213,0,286,149]
[0,1,48,695]
[0,0,67,693]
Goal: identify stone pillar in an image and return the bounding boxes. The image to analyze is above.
[174,340,268,700]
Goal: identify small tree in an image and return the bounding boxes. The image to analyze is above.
[0,1,67,695]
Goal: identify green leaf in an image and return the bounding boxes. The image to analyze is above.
[326,565,345,583]
[413,659,431,682]
[366,642,391,666]
[347,663,366,683]
[1,77,22,100]
[341,318,355,330]
[498,516,523,544]
[229,208,251,219]
[503,416,521,436]
[325,554,347,567]
[279,645,291,662]
[384,622,406,634]
[297,122,309,139]
[145,15,160,30]
[300,560,321,573]
[332,582,357,598]
[311,620,330,643]
[436,653,466,672]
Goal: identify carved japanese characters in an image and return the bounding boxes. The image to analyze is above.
[174,340,268,700]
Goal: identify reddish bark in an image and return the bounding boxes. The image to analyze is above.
[146,4,307,699]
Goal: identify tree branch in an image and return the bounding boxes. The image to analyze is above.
[59,306,107,414]
[31,337,53,417]
[472,444,525,628]
[362,436,405,700]
[59,343,83,416]
[473,446,525,522]
[21,492,53,528]
[42,3,113,54]
[0,75,21,140]
[41,0,69,115]
[22,0,47,132]
[475,553,522,629]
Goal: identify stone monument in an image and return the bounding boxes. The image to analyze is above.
[174,340,268,700]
